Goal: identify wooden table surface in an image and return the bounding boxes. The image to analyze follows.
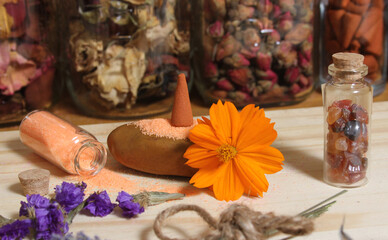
[1,99,388,239]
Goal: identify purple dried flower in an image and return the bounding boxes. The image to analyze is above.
[0,219,32,240]
[116,191,144,218]
[55,182,86,213]
[35,203,69,240]
[84,191,116,217]
[20,194,50,217]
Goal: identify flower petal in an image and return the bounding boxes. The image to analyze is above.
[189,167,218,188]
[213,161,244,201]
[237,107,277,150]
[184,144,220,169]
[238,146,284,174]
[189,123,222,150]
[234,155,269,197]
[209,100,235,145]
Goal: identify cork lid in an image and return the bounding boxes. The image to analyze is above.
[332,52,364,70]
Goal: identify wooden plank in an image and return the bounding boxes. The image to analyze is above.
[1,102,388,239]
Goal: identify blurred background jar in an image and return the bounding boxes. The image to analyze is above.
[316,0,387,96]
[0,0,58,126]
[191,0,317,108]
[61,0,191,119]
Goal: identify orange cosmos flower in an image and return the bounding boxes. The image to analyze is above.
[184,100,284,201]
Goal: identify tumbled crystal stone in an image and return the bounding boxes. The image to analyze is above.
[344,120,361,141]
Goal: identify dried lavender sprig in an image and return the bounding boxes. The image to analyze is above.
[133,192,185,208]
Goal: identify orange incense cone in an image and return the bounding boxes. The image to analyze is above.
[171,73,193,127]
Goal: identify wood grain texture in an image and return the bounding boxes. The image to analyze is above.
[1,102,388,239]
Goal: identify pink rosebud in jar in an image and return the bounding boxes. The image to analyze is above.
[227,68,252,86]
[275,41,297,67]
[207,21,224,39]
[204,62,219,79]
[272,4,282,18]
[224,53,250,68]
[216,78,234,91]
[242,28,261,52]
[257,0,273,14]
[284,67,300,84]
[298,52,312,74]
[289,83,301,94]
[298,74,311,88]
[228,91,253,103]
[279,0,296,14]
[256,69,278,84]
[256,52,272,71]
[278,12,293,33]
[229,4,255,21]
[240,48,257,59]
[216,34,242,61]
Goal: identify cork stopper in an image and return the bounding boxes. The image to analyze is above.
[332,52,364,70]
[18,169,50,196]
[171,73,193,127]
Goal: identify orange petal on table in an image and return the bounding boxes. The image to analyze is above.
[184,145,220,169]
[189,123,222,150]
[213,161,244,201]
[234,155,269,197]
[225,101,241,146]
[209,100,234,145]
[189,167,219,188]
[239,146,284,174]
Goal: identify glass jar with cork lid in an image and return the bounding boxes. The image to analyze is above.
[322,52,372,187]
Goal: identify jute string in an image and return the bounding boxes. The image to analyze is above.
[153,204,314,240]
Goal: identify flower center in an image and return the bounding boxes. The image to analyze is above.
[217,144,237,163]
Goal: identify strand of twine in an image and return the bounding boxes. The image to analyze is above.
[153,204,313,240]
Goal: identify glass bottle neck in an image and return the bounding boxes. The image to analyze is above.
[328,63,368,85]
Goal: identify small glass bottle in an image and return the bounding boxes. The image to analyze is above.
[19,110,107,176]
[322,52,372,187]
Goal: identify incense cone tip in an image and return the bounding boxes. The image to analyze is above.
[171,74,193,127]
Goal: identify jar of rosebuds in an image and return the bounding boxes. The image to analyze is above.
[191,0,317,108]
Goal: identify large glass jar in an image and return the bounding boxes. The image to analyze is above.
[191,0,316,108]
[317,0,386,96]
[0,0,57,126]
[63,0,191,119]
